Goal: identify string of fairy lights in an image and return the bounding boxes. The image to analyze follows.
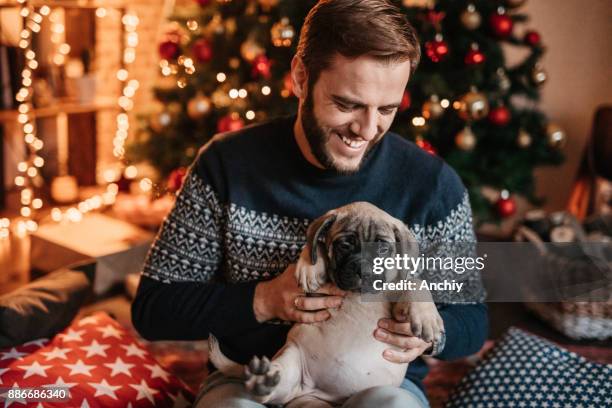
[11,0,47,237]
[1,1,140,240]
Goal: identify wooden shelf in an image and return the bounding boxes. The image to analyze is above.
[0,0,125,9]
[0,97,118,123]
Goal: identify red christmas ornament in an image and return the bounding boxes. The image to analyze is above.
[158,40,180,60]
[252,55,272,79]
[167,167,188,193]
[416,138,437,155]
[217,113,244,133]
[399,90,411,112]
[465,49,486,65]
[425,37,449,62]
[488,106,511,126]
[496,194,516,217]
[195,0,210,6]
[489,13,513,37]
[426,10,446,25]
[192,38,213,63]
[524,30,541,46]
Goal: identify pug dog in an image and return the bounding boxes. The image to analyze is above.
[208,202,444,407]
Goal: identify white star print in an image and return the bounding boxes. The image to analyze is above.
[58,328,85,342]
[129,380,159,404]
[80,398,91,408]
[41,346,71,361]
[80,340,110,358]
[23,338,48,347]
[77,315,100,326]
[96,324,122,339]
[18,361,52,379]
[88,379,122,400]
[144,364,170,382]
[0,348,26,360]
[121,343,147,359]
[3,383,27,408]
[43,376,78,397]
[104,357,135,377]
[65,359,96,376]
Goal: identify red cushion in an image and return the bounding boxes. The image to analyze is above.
[0,312,193,407]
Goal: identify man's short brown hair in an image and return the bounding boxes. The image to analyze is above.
[296,0,421,87]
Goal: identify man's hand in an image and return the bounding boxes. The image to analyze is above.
[253,264,346,323]
[373,304,433,363]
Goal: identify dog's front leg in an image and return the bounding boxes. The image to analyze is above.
[245,342,304,405]
[295,243,328,293]
[393,279,444,344]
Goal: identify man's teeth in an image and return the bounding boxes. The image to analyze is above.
[340,134,366,148]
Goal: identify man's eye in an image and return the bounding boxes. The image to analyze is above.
[379,107,396,115]
[337,103,354,112]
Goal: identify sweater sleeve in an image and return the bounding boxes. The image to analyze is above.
[131,141,264,341]
[419,162,488,359]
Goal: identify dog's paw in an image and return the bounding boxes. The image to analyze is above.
[244,356,281,402]
[394,301,444,345]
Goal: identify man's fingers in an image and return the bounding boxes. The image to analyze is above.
[378,318,413,336]
[295,295,343,311]
[374,329,426,349]
[382,347,423,364]
[314,283,347,297]
[293,310,330,323]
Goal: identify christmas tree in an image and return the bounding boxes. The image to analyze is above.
[127,0,564,223]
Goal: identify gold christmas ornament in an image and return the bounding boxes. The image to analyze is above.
[229,57,241,69]
[456,126,477,151]
[517,128,532,148]
[422,95,444,119]
[456,89,489,121]
[212,87,232,108]
[531,64,547,86]
[187,94,212,119]
[240,37,265,62]
[460,4,481,30]
[546,123,566,149]
[271,17,295,47]
[225,18,237,36]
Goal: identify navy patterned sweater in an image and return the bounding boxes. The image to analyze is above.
[131,115,488,393]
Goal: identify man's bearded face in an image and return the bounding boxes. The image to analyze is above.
[298,54,412,174]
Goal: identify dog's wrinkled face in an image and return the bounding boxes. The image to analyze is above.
[307,202,418,292]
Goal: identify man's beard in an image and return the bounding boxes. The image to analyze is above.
[300,90,380,175]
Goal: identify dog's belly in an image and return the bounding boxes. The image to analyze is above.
[288,295,408,403]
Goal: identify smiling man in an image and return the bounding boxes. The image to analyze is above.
[132,1,487,407]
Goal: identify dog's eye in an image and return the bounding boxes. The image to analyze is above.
[335,237,356,253]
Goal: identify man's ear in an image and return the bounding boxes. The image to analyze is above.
[291,55,308,99]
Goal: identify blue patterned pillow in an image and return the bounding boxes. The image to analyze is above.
[446,327,612,408]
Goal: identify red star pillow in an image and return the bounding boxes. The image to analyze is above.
[0,312,193,407]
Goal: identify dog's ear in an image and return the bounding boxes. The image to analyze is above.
[393,221,419,262]
[306,213,337,265]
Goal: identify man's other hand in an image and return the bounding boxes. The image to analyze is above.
[253,264,346,323]
[373,305,433,364]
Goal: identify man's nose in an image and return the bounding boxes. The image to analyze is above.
[350,109,378,141]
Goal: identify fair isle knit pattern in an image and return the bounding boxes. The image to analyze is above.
[143,171,481,303]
